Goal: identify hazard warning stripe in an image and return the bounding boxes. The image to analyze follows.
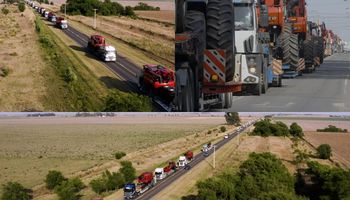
[314,57,320,66]
[203,50,226,83]
[204,50,225,76]
[297,58,305,71]
[272,59,283,75]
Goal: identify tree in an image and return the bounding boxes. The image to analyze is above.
[119,161,136,183]
[1,7,9,15]
[45,170,66,189]
[114,151,126,159]
[89,170,125,194]
[18,2,25,12]
[317,144,332,159]
[1,182,31,200]
[290,122,303,137]
[124,6,134,16]
[225,112,241,125]
[55,178,83,200]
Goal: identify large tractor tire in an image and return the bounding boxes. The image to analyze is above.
[206,0,235,82]
[220,92,233,109]
[184,10,206,111]
[303,37,315,72]
[278,23,292,65]
[176,67,194,111]
[289,34,300,70]
[175,10,205,111]
[316,37,324,64]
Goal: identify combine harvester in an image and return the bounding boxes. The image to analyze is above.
[87,35,117,62]
[138,64,175,111]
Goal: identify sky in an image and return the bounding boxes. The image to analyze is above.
[307,0,350,43]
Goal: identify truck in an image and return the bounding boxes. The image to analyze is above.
[139,64,175,108]
[202,142,213,156]
[123,172,156,199]
[233,0,271,95]
[56,17,68,29]
[154,161,177,181]
[48,12,56,22]
[175,0,242,111]
[177,150,193,167]
[87,35,117,62]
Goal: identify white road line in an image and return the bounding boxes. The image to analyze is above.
[344,75,349,95]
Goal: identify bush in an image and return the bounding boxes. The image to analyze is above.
[61,0,134,17]
[103,90,152,112]
[1,7,9,15]
[0,67,10,77]
[18,2,25,12]
[45,170,66,190]
[63,67,77,83]
[133,2,160,11]
[55,178,83,200]
[317,125,348,133]
[44,0,49,4]
[90,170,125,194]
[252,119,290,137]
[220,126,226,133]
[119,161,136,183]
[50,1,54,5]
[317,144,332,159]
[225,112,241,125]
[1,182,32,200]
[290,122,303,137]
[114,151,126,160]
[196,153,298,200]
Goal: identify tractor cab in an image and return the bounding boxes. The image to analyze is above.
[123,183,137,199]
[90,35,106,47]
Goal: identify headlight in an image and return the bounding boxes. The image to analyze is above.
[246,57,257,74]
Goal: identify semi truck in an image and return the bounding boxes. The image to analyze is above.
[154,161,177,181]
[87,35,117,62]
[177,150,193,167]
[56,17,68,29]
[124,172,156,199]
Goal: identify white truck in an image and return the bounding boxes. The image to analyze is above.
[233,0,270,95]
[99,45,117,62]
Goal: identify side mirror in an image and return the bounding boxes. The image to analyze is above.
[259,5,269,28]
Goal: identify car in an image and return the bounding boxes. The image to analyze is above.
[224,134,229,139]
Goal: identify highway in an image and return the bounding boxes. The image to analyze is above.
[135,119,257,200]
[218,53,350,112]
[63,26,140,92]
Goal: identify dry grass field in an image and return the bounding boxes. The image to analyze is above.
[69,14,174,65]
[0,5,47,111]
[305,132,350,167]
[135,10,174,24]
[115,0,174,10]
[0,116,229,198]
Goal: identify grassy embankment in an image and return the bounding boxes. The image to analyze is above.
[35,17,151,111]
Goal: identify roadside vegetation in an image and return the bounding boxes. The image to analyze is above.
[35,17,151,111]
[317,125,348,133]
[133,2,160,11]
[61,0,135,17]
[90,161,136,195]
[251,119,304,137]
[225,112,241,126]
[189,152,350,200]
[1,182,32,200]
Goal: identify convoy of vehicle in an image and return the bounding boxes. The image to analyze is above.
[26,0,345,113]
[175,0,345,111]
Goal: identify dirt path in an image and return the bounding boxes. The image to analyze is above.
[0,5,47,111]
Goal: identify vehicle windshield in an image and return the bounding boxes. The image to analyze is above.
[124,188,133,192]
[155,172,162,175]
[234,4,254,30]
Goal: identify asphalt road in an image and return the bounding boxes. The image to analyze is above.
[135,119,257,200]
[218,53,350,112]
[62,26,140,92]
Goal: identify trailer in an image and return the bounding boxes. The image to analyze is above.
[87,35,117,62]
[177,151,193,167]
[124,172,156,199]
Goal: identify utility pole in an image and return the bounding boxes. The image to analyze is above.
[93,9,98,29]
[213,145,216,169]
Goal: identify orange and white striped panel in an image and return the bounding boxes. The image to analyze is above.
[203,49,226,84]
[272,59,283,75]
[297,58,305,71]
[314,57,320,66]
